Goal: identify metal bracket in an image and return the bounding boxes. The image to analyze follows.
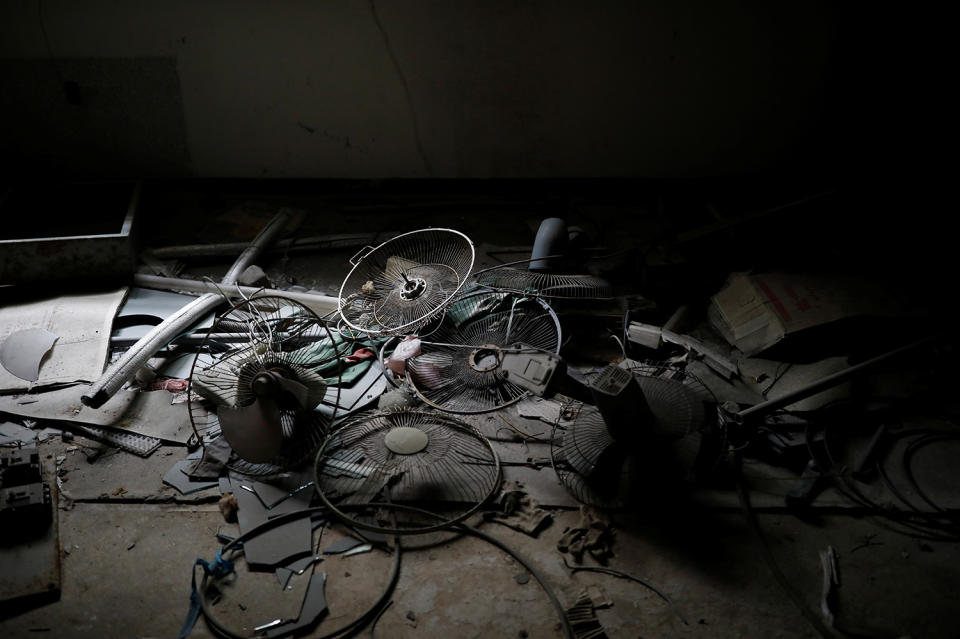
[349,245,376,266]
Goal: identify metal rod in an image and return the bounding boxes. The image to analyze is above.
[736,337,935,422]
[471,254,565,276]
[82,210,296,408]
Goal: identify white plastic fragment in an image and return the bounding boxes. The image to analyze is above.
[386,335,421,375]
[0,328,59,382]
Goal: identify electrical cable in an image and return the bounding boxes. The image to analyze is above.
[809,415,960,542]
[560,557,688,626]
[354,502,574,639]
[194,506,401,639]
[735,453,838,639]
[902,432,960,514]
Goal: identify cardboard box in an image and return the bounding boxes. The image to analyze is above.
[709,272,904,356]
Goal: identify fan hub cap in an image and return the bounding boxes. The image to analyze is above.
[383,426,430,454]
[468,344,504,372]
[399,277,428,300]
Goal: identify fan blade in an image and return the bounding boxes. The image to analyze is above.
[269,373,310,407]
[218,397,284,463]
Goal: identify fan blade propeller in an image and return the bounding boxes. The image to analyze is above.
[218,397,284,463]
[270,373,310,408]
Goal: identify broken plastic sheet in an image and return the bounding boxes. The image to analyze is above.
[0,288,127,391]
[0,421,37,446]
[231,471,315,569]
[0,385,200,444]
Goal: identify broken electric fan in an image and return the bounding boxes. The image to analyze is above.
[313,409,501,534]
[338,228,475,337]
[187,295,342,475]
[403,289,562,413]
[552,361,716,506]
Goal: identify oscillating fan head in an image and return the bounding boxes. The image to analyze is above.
[338,229,475,336]
[187,295,340,475]
[552,362,715,507]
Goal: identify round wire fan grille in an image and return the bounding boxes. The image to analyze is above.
[314,410,501,534]
[338,228,475,336]
[405,290,562,413]
[472,267,612,300]
[552,363,715,506]
[187,295,341,476]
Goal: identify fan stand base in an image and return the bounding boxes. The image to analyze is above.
[384,426,430,454]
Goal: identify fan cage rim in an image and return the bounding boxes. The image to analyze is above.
[186,294,343,476]
[313,409,502,535]
[336,227,476,337]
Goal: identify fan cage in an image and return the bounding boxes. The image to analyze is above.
[314,409,501,534]
[337,228,476,337]
[404,290,562,413]
[187,295,344,476]
[551,361,717,506]
[472,267,613,300]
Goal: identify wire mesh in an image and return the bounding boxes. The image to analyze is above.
[552,362,716,507]
[338,229,475,336]
[472,268,612,300]
[405,291,561,413]
[314,409,501,534]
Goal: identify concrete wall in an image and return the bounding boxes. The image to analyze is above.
[0,1,836,178]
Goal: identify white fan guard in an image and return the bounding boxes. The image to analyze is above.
[337,228,475,337]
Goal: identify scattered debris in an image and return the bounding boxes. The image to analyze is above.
[484,480,552,536]
[557,506,615,564]
[515,396,566,424]
[585,584,613,609]
[237,264,269,286]
[275,567,293,590]
[323,537,365,555]
[564,590,608,639]
[0,421,37,446]
[162,460,218,495]
[385,335,421,375]
[186,437,232,480]
[819,546,839,627]
[343,544,373,557]
[561,557,688,626]
[263,573,329,638]
[218,494,238,523]
[0,289,127,392]
[708,272,908,356]
[232,474,314,569]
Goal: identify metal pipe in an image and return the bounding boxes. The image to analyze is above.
[131,274,339,316]
[736,337,935,422]
[222,209,294,284]
[81,210,296,408]
[529,217,568,271]
[150,232,385,259]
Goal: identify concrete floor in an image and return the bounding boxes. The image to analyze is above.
[2,187,958,638]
